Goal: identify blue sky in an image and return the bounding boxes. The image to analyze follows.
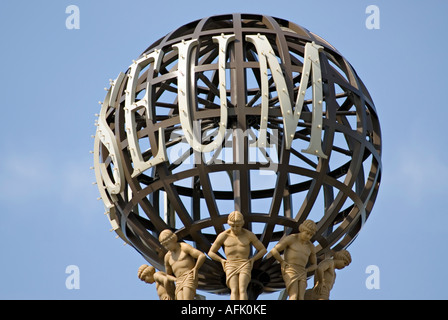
[0,0,447,300]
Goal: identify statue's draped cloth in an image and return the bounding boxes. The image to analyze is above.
[175,269,197,297]
[224,259,251,286]
[281,263,307,292]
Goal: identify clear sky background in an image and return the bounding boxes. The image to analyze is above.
[0,0,447,300]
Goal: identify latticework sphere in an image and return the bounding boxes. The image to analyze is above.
[93,13,381,296]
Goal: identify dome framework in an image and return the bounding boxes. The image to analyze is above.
[93,13,382,297]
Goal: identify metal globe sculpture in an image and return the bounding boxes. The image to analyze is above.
[93,13,382,297]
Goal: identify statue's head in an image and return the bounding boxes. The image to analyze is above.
[333,250,352,269]
[298,219,317,242]
[228,211,244,235]
[138,264,155,283]
[159,229,178,251]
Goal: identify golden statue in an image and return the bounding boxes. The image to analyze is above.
[305,249,352,300]
[137,264,176,300]
[270,219,317,300]
[208,211,267,300]
[159,229,206,300]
